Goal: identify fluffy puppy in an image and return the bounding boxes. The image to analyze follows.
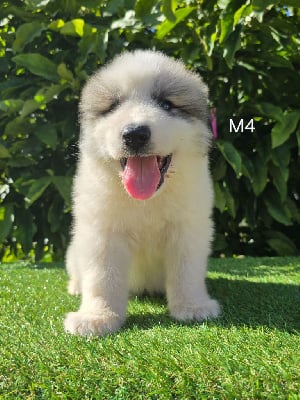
[64,50,220,336]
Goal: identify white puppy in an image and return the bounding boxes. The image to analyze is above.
[64,50,220,336]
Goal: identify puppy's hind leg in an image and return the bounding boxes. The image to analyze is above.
[65,241,81,296]
[64,230,131,337]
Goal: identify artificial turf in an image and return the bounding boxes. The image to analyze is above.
[0,257,299,399]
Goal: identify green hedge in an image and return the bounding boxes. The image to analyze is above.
[0,0,299,260]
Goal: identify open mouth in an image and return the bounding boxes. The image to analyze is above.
[120,154,172,200]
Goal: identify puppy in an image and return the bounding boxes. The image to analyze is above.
[64,50,220,336]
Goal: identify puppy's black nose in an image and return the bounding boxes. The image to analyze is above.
[122,124,151,152]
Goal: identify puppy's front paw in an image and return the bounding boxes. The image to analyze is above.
[169,298,220,322]
[64,311,124,337]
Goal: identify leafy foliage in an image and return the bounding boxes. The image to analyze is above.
[0,0,299,260]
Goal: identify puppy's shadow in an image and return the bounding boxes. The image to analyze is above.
[125,294,172,330]
[125,275,300,333]
[207,278,300,332]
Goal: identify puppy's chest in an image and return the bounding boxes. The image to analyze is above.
[118,201,170,232]
[126,221,169,250]
[128,240,166,294]
[112,197,178,250]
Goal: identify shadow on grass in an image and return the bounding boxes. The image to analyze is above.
[1,261,65,270]
[125,278,300,333]
[208,278,300,332]
[20,258,299,333]
[208,256,300,277]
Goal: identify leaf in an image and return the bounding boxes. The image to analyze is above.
[223,24,242,69]
[297,129,300,156]
[12,22,45,52]
[23,0,51,9]
[241,153,254,181]
[254,102,283,122]
[104,0,125,15]
[212,156,227,181]
[284,0,300,5]
[264,191,292,225]
[20,99,42,117]
[4,116,29,137]
[52,176,72,206]
[267,239,297,256]
[111,10,137,29]
[271,111,300,148]
[48,19,65,31]
[7,157,36,168]
[233,4,252,27]
[216,140,242,177]
[0,99,24,114]
[253,0,299,7]
[271,144,291,169]
[252,156,268,196]
[286,197,300,224]
[267,233,298,255]
[162,0,177,22]
[0,143,11,158]
[0,204,14,243]
[20,84,64,117]
[0,78,29,98]
[219,12,234,44]
[236,60,257,72]
[14,209,37,253]
[12,53,59,82]
[252,0,279,9]
[48,198,63,233]
[156,6,196,39]
[135,0,156,18]
[57,63,74,81]
[213,182,226,212]
[25,177,52,208]
[223,184,236,218]
[266,230,299,256]
[78,30,108,65]
[269,164,288,201]
[60,19,85,37]
[217,0,231,9]
[35,84,64,103]
[34,125,58,149]
[264,54,293,69]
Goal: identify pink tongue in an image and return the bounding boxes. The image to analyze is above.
[122,156,161,200]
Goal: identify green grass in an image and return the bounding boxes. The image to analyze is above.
[0,257,299,399]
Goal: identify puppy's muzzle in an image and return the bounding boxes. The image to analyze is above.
[121,124,151,153]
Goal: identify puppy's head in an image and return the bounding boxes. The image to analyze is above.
[79,50,211,200]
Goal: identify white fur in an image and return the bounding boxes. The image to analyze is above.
[64,50,220,336]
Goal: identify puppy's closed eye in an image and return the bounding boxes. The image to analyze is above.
[101,98,120,116]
